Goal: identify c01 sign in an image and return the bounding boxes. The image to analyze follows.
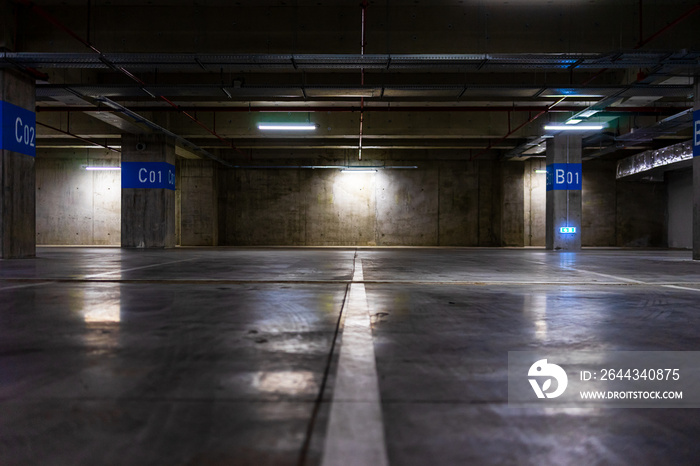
[122,162,176,190]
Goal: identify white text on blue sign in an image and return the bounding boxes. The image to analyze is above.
[0,101,36,157]
[122,162,176,190]
[546,163,582,191]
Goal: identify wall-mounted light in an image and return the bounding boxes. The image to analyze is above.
[534,169,547,174]
[341,168,378,174]
[84,166,121,171]
[258,124,317,131]
[544,125,604,131]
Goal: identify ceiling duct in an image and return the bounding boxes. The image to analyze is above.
[616,140,693,179]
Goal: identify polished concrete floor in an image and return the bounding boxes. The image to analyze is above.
[1,247,699,465]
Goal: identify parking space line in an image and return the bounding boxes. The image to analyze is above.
[321,257,389,466]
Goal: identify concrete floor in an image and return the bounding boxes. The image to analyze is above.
[1,247,699,465]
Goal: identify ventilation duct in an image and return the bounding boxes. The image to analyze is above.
[616,140,693,179]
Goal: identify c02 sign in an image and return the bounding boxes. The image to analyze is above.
[0,101,36,157]
[122,162,176,190]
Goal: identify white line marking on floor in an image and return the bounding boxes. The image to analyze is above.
[84,257,200,279]
[661,285,700,293]
[0,282,52,292]
[321,256,389,466]
[524,259,646,284]
[561,267,646,284]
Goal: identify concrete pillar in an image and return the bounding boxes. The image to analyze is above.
[692,80,700,259]
[0,69,36,258]
[121,134,176,248]
[545,134,582,251]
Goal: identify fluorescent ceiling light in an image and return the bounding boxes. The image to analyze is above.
[341,168,377,173]
[543,94,604,98]
[577,109,601,118]
[85,166,121,170]
[258,124,317,131]
[565,119,583,125]
[544,124,604,131]
[534,169,547,174]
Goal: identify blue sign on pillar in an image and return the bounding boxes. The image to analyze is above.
[546,163,582,191]
[122,162,176,190]
[694,110,700,158]
[0,101,36,157]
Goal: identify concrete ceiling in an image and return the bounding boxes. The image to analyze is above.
[2,0,699,163]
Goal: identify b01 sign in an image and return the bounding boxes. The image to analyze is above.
[122,162,176,190]
[0,101,36,157]
[546,163,582,191]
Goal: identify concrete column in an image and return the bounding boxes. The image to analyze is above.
[545,134,582,251]
[121,134,176,248]
[692,80,700,259]
[0,69,36,258]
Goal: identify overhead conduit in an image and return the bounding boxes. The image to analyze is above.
[15,0,239,166]
[470,2,700,161]
[358,0,368,161]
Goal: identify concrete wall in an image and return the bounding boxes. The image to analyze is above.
[179,159,219,246]
[616,180,666,247]
[219,160,526,246]
[666,169,692,249]
[523,160,546,247]
[582,160,665,248]
[582,160,617,247]
[32,152,667,249]
[36,150,120,245]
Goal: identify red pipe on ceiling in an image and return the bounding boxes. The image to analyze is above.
[37,121,120,153]
[15,0,244,158]
[470,2,700,160]
[358,0,369,160]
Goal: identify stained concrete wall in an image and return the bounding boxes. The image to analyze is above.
[666,169,692,249]
[219,160,525,247]
[179,159,218,246]
[32,152,667,249]
[582,160,617,247]
[36,150,120,245]
[523,160,546,247]
[582,160,665,248]
[501,163,525,247]
[616,180,666,247]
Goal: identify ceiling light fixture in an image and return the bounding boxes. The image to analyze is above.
[577,109,601,118]
[258,124,317,131]
[544,124,604,131]
[341,168,378,173]
[565,119,583,125]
